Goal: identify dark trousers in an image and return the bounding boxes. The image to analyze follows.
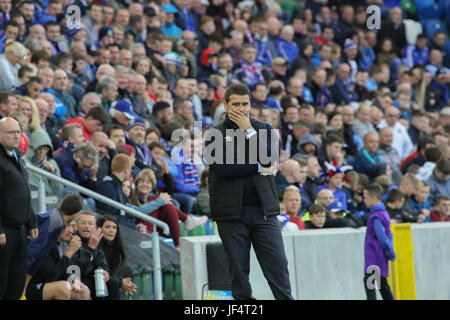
[363,272,395,300]
[217,206,293,300]
[0,227,27,300]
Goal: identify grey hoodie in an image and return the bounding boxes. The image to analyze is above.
[24,129,62,195]
[292,133,319,158]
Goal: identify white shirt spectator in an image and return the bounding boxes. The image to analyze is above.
[378,119,414,161]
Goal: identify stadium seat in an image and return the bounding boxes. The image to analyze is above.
[404,19,423,44]
[414,0,437,12]
[417,3,444,20]
[421,19,447,39]
[445,0,450,26]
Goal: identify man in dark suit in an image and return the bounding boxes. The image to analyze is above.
[205,84,293,300]
[0,117,38,299]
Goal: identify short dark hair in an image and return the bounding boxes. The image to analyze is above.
[364,183,384,200]
[325,133,343,146]
[60,194,84,216]
[106,124,125,137]
[148,141,165,151]
[0,91,14,104]
[435,159,450,175]
[385,189,405,204]
[152,101,171,116]
[85,106,110,125]
[224,83,250,103]
[308,204,326,216]
[436,196,450,205]
[18,65,33,79]
[4,20,19,30]
[424,146,441,163]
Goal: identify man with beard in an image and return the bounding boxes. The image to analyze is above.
[149,101,174,130]
[125,117,152,169]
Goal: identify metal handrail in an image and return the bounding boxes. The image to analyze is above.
[26,163,169,300]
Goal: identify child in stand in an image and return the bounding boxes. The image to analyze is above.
[304,204,327,229]
[363,183,396,300]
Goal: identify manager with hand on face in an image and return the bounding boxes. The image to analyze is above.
[0,117,38,300]
[204,83,293,300]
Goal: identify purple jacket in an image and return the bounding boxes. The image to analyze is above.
[364,203,393,277]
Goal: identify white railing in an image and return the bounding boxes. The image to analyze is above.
[26,163,169,300]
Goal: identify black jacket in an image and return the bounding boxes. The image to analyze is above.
[206,116,280,221]
[0,144,36,234]
[69,232,109,282]
[29,242,71,285]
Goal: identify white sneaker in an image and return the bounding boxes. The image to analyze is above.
[184,215,208,231]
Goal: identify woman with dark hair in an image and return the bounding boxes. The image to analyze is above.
[97,215,137,300]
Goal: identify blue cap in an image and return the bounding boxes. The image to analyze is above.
[328,201,346,213]
[126,117,146,131]
[113,100,138,119]
[202,116,214,128]
[161,4,178,14]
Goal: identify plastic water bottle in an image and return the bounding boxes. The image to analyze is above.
[94,268,108,297]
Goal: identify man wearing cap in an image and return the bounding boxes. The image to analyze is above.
[425,68,449,113]
[125,117,153,168]
[161,4,182,38]
[342,39,359,82]
[94,26,114,50]
[109,100,137,129]
[163,52,183,89]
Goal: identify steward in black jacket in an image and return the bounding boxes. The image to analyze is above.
[0,117,37,300]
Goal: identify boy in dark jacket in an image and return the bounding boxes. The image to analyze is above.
[363,183,396,300]
[26,223,90,300]
[25,194,84,297]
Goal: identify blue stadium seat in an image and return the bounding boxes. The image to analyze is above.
[421,19,447,39]
[414,0,437,12]
[446,0,450,26]
[417,2,444,20]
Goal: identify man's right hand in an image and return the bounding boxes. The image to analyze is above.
[0,233,6,246]
[66,235,82,258]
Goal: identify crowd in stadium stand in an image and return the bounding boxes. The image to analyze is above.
[0,0,450,300]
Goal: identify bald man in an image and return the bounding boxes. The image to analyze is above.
[277,159,301,194]
[353,103,376,138]
[378,106,414,161]
[378,127,402,186]
[86,64,116,93]
[0,117,38,299]
[353,131,388,181]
